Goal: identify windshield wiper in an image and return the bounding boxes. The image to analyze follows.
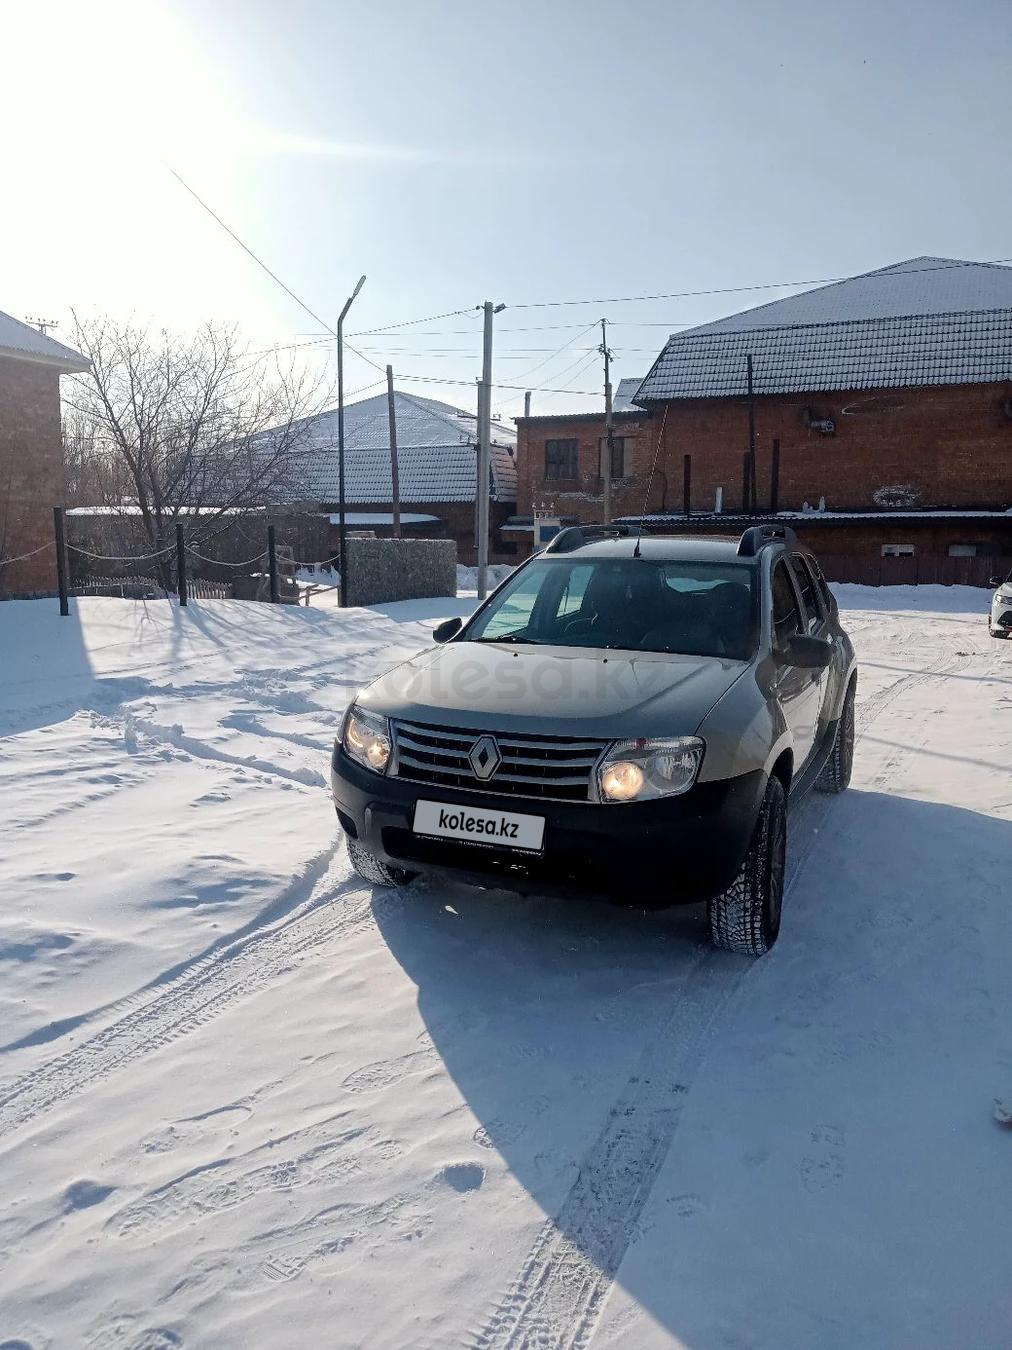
[470,633,544,645]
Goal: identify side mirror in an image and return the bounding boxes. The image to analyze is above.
[776,633,833,670]
[432,616,463,643]
[989,577,1005,589]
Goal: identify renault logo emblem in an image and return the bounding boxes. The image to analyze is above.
[468,734,501,781]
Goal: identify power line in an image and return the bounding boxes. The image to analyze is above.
[507,321,601,384]
[349,307,479,336]
[532,350,603,400]
[509,255,1012,310]
[163,161,336,337]
[163,160,397,381]
[393,371,602,398]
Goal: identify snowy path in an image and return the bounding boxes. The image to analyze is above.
[0,588,1009,1350]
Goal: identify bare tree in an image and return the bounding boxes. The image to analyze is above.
[66,315,325,587]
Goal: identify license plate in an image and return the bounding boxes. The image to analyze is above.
[412,799,545,853]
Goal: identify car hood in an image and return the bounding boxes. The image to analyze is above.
[356,639,750,740]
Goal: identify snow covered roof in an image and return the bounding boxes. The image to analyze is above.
[285,390,517,505]
[681,257,1012,332]
[612,377,645,412]
[0,311,89,370]
[326,512,440,526]
[617,509,1012,524]
[636,257,1012,402]
[67,505,256,517]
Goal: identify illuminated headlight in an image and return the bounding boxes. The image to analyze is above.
[598,737,703,803]
[342,704,392,774]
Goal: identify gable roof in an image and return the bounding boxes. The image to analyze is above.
[678,257,1012,333]
[636,257,1012,402]
[0,311,89,370]
[613,376,645,412]
[284,390,517,505]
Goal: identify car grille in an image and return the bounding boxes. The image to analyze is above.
[392,719,611,803]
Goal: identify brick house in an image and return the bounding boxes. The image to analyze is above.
[277,390,517,564]
[0,313,89,597]
[510,378,653,547]
[516,258,1012,582]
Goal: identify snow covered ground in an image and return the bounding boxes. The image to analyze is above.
[0,585,1009,1350]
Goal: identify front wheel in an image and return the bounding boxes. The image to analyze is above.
[816,682,855,794]
[707,775,787,957]
[346,837,416,888]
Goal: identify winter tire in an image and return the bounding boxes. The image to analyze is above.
[816,681,856,794]
[708,774,787,957]
[346,837,416,888]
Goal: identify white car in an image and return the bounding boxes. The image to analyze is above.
[990,572,1012,639]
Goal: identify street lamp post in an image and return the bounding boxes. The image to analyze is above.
[337,274,366,606]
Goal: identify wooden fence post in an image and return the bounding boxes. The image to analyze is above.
[53,506,69,617]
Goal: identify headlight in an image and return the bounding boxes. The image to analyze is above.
[342,704,392,774]
[597,737,703,803]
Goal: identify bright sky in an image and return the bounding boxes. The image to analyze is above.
[3,0,1010,416]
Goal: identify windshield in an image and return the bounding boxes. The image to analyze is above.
[465,557,758,660]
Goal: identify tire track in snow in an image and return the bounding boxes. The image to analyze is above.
[0,845,394,1140]
[468,949,741,1350]
[786,645,969,896]
[470,641,965,1350]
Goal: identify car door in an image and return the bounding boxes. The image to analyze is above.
[789,553,833,742]
[771,558,822,770]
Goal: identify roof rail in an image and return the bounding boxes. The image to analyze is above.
[543,522,645,554]
[736,523,799,557]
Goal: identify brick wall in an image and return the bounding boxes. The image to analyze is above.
[642,382,1012,515]
[516,411,653,523]
[517,385,1012,522]
[0,356,67,596]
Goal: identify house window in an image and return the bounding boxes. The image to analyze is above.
[598,436,632,478]
[881,544,915,557]
[948,543,977,557]
[544,438,578,480]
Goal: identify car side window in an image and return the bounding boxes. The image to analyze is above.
[556,564,593,618]
[808,556,835,615]
[772,560,804,650]
[474,566,545,639]
[790,555,821,629]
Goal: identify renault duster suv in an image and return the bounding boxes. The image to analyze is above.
[331,524,857,955]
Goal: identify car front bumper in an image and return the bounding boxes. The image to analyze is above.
[331,745,766,905]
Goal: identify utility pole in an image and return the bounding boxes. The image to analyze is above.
[386,365,401,538]
[600,318,614,524]
[476,300,505,600]
[27,316,59,336]
[524,390,531,419]
[336,274,366,606]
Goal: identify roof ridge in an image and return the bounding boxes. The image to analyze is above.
[673,255,1009,340]
[666,305,1012,340]
[395,388,474,437]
